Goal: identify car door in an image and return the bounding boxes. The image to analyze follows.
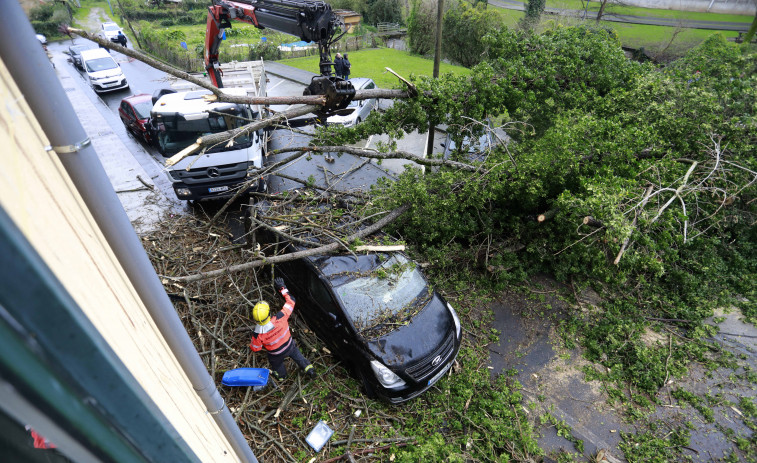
[359,80,376,121]
[304,271,357,355]
[119,102,137,133]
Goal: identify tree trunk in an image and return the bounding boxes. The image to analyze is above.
[596,0,609,23]
[744,14,757,44]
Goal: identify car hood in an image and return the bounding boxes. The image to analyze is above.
[327,108,357,124]
[169,147,257,170]
[88,68,123,80]
[366,293,452,367]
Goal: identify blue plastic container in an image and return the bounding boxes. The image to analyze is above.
[221,368,269,390]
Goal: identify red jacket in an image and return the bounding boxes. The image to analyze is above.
[250,289,295,355]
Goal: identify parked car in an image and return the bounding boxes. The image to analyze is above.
[118,94,154,145]
[326,77,377,127]
[35,34,47,45]
[100,22,123,43]
[79,48,128,93]
[440,119,506,164]
[67,43,98,70]
[252,200,462,404]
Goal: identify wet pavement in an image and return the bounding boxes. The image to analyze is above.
[488,275,757,461]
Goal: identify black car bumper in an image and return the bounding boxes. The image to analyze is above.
[378,357,457,404]
[172,177,266,201]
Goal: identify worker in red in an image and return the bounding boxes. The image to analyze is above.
[250,277,315,379]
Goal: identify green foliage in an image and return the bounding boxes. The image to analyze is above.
[443,1,501,67]
[29,3,56,22]
[523,0,546,27]
[336,30,757,431]
[671,389,715,422]
[119,0,207,25]
[30,2,71,39]
[620,422,693,462]
[395,349,542,462]
[406,0,437,56]
[363,0,405,25]
[539,412,584,453]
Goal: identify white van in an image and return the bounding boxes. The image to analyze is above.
[79,48,128,93]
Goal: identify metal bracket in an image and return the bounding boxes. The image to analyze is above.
[45,138,91,154]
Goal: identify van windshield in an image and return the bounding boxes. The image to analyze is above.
[85,57,117,72]
[334,254,430,337]
[156,109,253,156]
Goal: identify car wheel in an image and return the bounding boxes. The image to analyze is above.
[356,117,362,125]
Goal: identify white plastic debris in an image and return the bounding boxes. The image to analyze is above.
[305,420,333,452]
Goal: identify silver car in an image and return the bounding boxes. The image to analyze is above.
[326,77,377,127]
[101,22,123,43]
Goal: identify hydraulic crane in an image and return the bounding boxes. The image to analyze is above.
[205,0,356,111]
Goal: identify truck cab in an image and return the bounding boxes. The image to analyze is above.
[151,88,266,201]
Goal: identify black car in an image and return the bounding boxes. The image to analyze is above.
[68,43,98,70]
[439,119,506,164]
[264,227,462,403]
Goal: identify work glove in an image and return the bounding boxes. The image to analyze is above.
[274,277,287,293]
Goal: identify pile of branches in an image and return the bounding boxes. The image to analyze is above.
[143,200,415,462]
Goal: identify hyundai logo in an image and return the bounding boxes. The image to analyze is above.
[207,167,220,178]
[431,355,442,367]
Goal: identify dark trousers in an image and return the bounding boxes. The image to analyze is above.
[267,340,310,378]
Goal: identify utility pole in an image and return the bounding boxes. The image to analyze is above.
[425,0,444,160]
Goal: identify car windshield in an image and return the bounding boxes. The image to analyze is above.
[103,24,120,31]
[156,109,252,156]
[334,254,430,337]
[85,57,118,72]
[71,46,90,55]
[131,101,152,119]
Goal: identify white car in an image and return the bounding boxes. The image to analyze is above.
[326,77,377,127]
[79,48,129,93]
[101,22,123,43]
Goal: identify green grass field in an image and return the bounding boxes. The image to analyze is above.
[611,21,739,49]
[544,0,752,23]
[277,48,472,88]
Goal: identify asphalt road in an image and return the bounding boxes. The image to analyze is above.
[46,38,435,233]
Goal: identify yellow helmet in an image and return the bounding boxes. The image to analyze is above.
[252,301,271,325]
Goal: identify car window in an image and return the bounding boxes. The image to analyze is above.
[131,101,153,119]
[103,24,120,32]
[333,254,430,336]
[85,57,118,72]
[365,82,375,90]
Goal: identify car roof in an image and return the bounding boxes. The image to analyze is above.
[347,77,373,90]
[70,43,96,51]
[151,89,248,113]
[79,48,113,61]
[123,93,152,104]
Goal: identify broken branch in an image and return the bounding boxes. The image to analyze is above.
[163,204,411,282]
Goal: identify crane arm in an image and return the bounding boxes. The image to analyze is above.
[205,0,354,112]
